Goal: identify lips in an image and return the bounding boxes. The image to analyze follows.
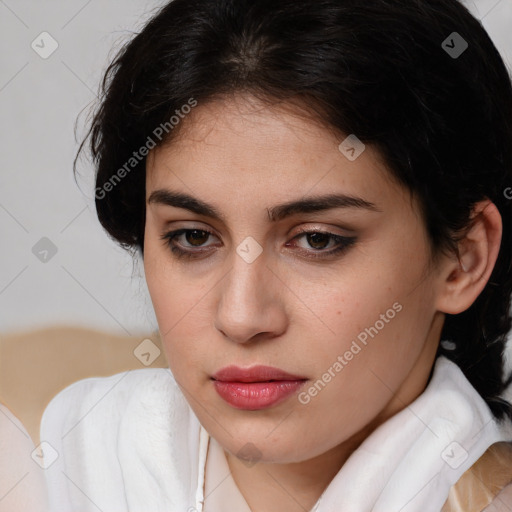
[211,365,308,410]
[212,365,307,382]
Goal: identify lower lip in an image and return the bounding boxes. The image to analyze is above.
[212,380,306,410]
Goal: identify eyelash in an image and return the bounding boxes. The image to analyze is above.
[160,228,357,261]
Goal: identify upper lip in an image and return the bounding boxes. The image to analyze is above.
[211,365,307,382]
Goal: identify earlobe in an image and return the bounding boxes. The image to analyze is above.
[436,200,502,315]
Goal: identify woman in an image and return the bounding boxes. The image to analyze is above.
[40,0,512,510]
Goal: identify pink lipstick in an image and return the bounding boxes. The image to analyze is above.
[211,365,307,410]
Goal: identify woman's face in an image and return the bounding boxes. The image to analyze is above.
[144,94,446,465]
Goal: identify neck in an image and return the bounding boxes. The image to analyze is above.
[225,430,368,512]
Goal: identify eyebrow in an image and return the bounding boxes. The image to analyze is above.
[147,189,381,223]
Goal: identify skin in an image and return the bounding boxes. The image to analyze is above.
[143,93,502,512]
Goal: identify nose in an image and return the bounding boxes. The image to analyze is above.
[214,245,288,345]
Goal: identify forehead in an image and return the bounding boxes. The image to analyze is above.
[145,94,413,219]
[151,95,342,162]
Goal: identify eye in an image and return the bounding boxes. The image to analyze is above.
[160,228,356,260]
[286,230,357,259]
[160,228,219,259]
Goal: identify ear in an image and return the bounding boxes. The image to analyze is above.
[435,199,502,315]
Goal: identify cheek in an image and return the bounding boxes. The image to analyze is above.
[301,251,432,386]
[300,264,403,350]
[294,301,424,447]
[143,240,213,380]
[143,226,193,330]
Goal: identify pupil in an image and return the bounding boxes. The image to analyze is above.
[308,233,328,249]
[187,230,208,246]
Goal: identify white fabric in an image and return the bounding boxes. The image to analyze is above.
[40,356,512,512]
[0,403,49,512]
